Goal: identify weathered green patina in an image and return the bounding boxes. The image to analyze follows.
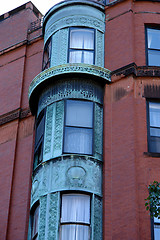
[28,64,111,115]
[28,0,107,239]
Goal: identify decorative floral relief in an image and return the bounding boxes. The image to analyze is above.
[44,15,105,45]
[93,195,103,240]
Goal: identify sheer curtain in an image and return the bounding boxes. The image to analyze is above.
[64,100,93,154]
[65,100,93,128]
[70,29,94,49]
[64,127,92,154]
[60,194,90,240]
[69,28,94,64]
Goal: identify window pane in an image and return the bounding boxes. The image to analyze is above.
[150,128,160,137]
[149,137,160,153]
[83,51,94,64]
[60,225,90,240]
[147,28,160,50]
[69,51,94,64]
[70,29,94,49]
[148,50,160,66]
[69,50,83,63]
[42,38,52,70]
[154,217,160,224]
[66,100,93,128]
[35,113,45,147]
[149,102,160,127]
[154,225,160,240]
[61,194,90,223]
[32,205,40,238]
[64,127,92,154]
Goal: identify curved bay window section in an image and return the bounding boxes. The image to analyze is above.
[60,193,90,240]
[42,37,52,71]
[34,78,104,162]
[42,1,105,67]
[68,28,95,65]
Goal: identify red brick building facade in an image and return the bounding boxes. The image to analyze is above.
[0,3,43,239]
[1,0,160,239]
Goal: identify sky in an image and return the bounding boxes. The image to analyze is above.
[0,0,62,16]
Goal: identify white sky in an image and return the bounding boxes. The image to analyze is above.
[0,0,62,16]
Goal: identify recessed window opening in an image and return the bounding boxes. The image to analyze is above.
[63,100,94,155]
[34,110,45,167]
[31,204,40,240]
[69,28,95,64]
[154,217,160,240]
[59,193,91,240]
[146,27,160,66]
[42,37,52,70]
[147,101,160,153]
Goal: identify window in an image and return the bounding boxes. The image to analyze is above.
[34,110,45,167]
[31,205,40,240]
[63,100,93,155]
[42,37,52,70]
[147,101,160,153]
[68,28,95,64]
[154,217,160,240]
[146,27,160,66]
[59,194,90,240]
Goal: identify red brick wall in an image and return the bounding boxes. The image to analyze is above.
[103,75,155,240]
[105,0,160,71]
[104,1,160,239]
[0,4,43,239]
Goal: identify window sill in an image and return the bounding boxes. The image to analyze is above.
[144,152,160,158]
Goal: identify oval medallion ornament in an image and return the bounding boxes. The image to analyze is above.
[67,166,86,180]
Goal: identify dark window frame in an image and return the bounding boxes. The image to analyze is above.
[42,37,52,71]
[146,26,160,66]
[147,99,160,154]
[63,99,94,155]
[68,27,95,65]
[34,109,46,168]
[59,193,91,240]
[151,217,154,240]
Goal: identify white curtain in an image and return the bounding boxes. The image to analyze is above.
[69,28,94,64]
[70,29,94,49]
[69,51,94,64]
[61,194,90,223]
[64,127,92,154]
[60,194,90,240]
[66,100,93,128]
[64,100,93,154]
[60,225,89,240]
